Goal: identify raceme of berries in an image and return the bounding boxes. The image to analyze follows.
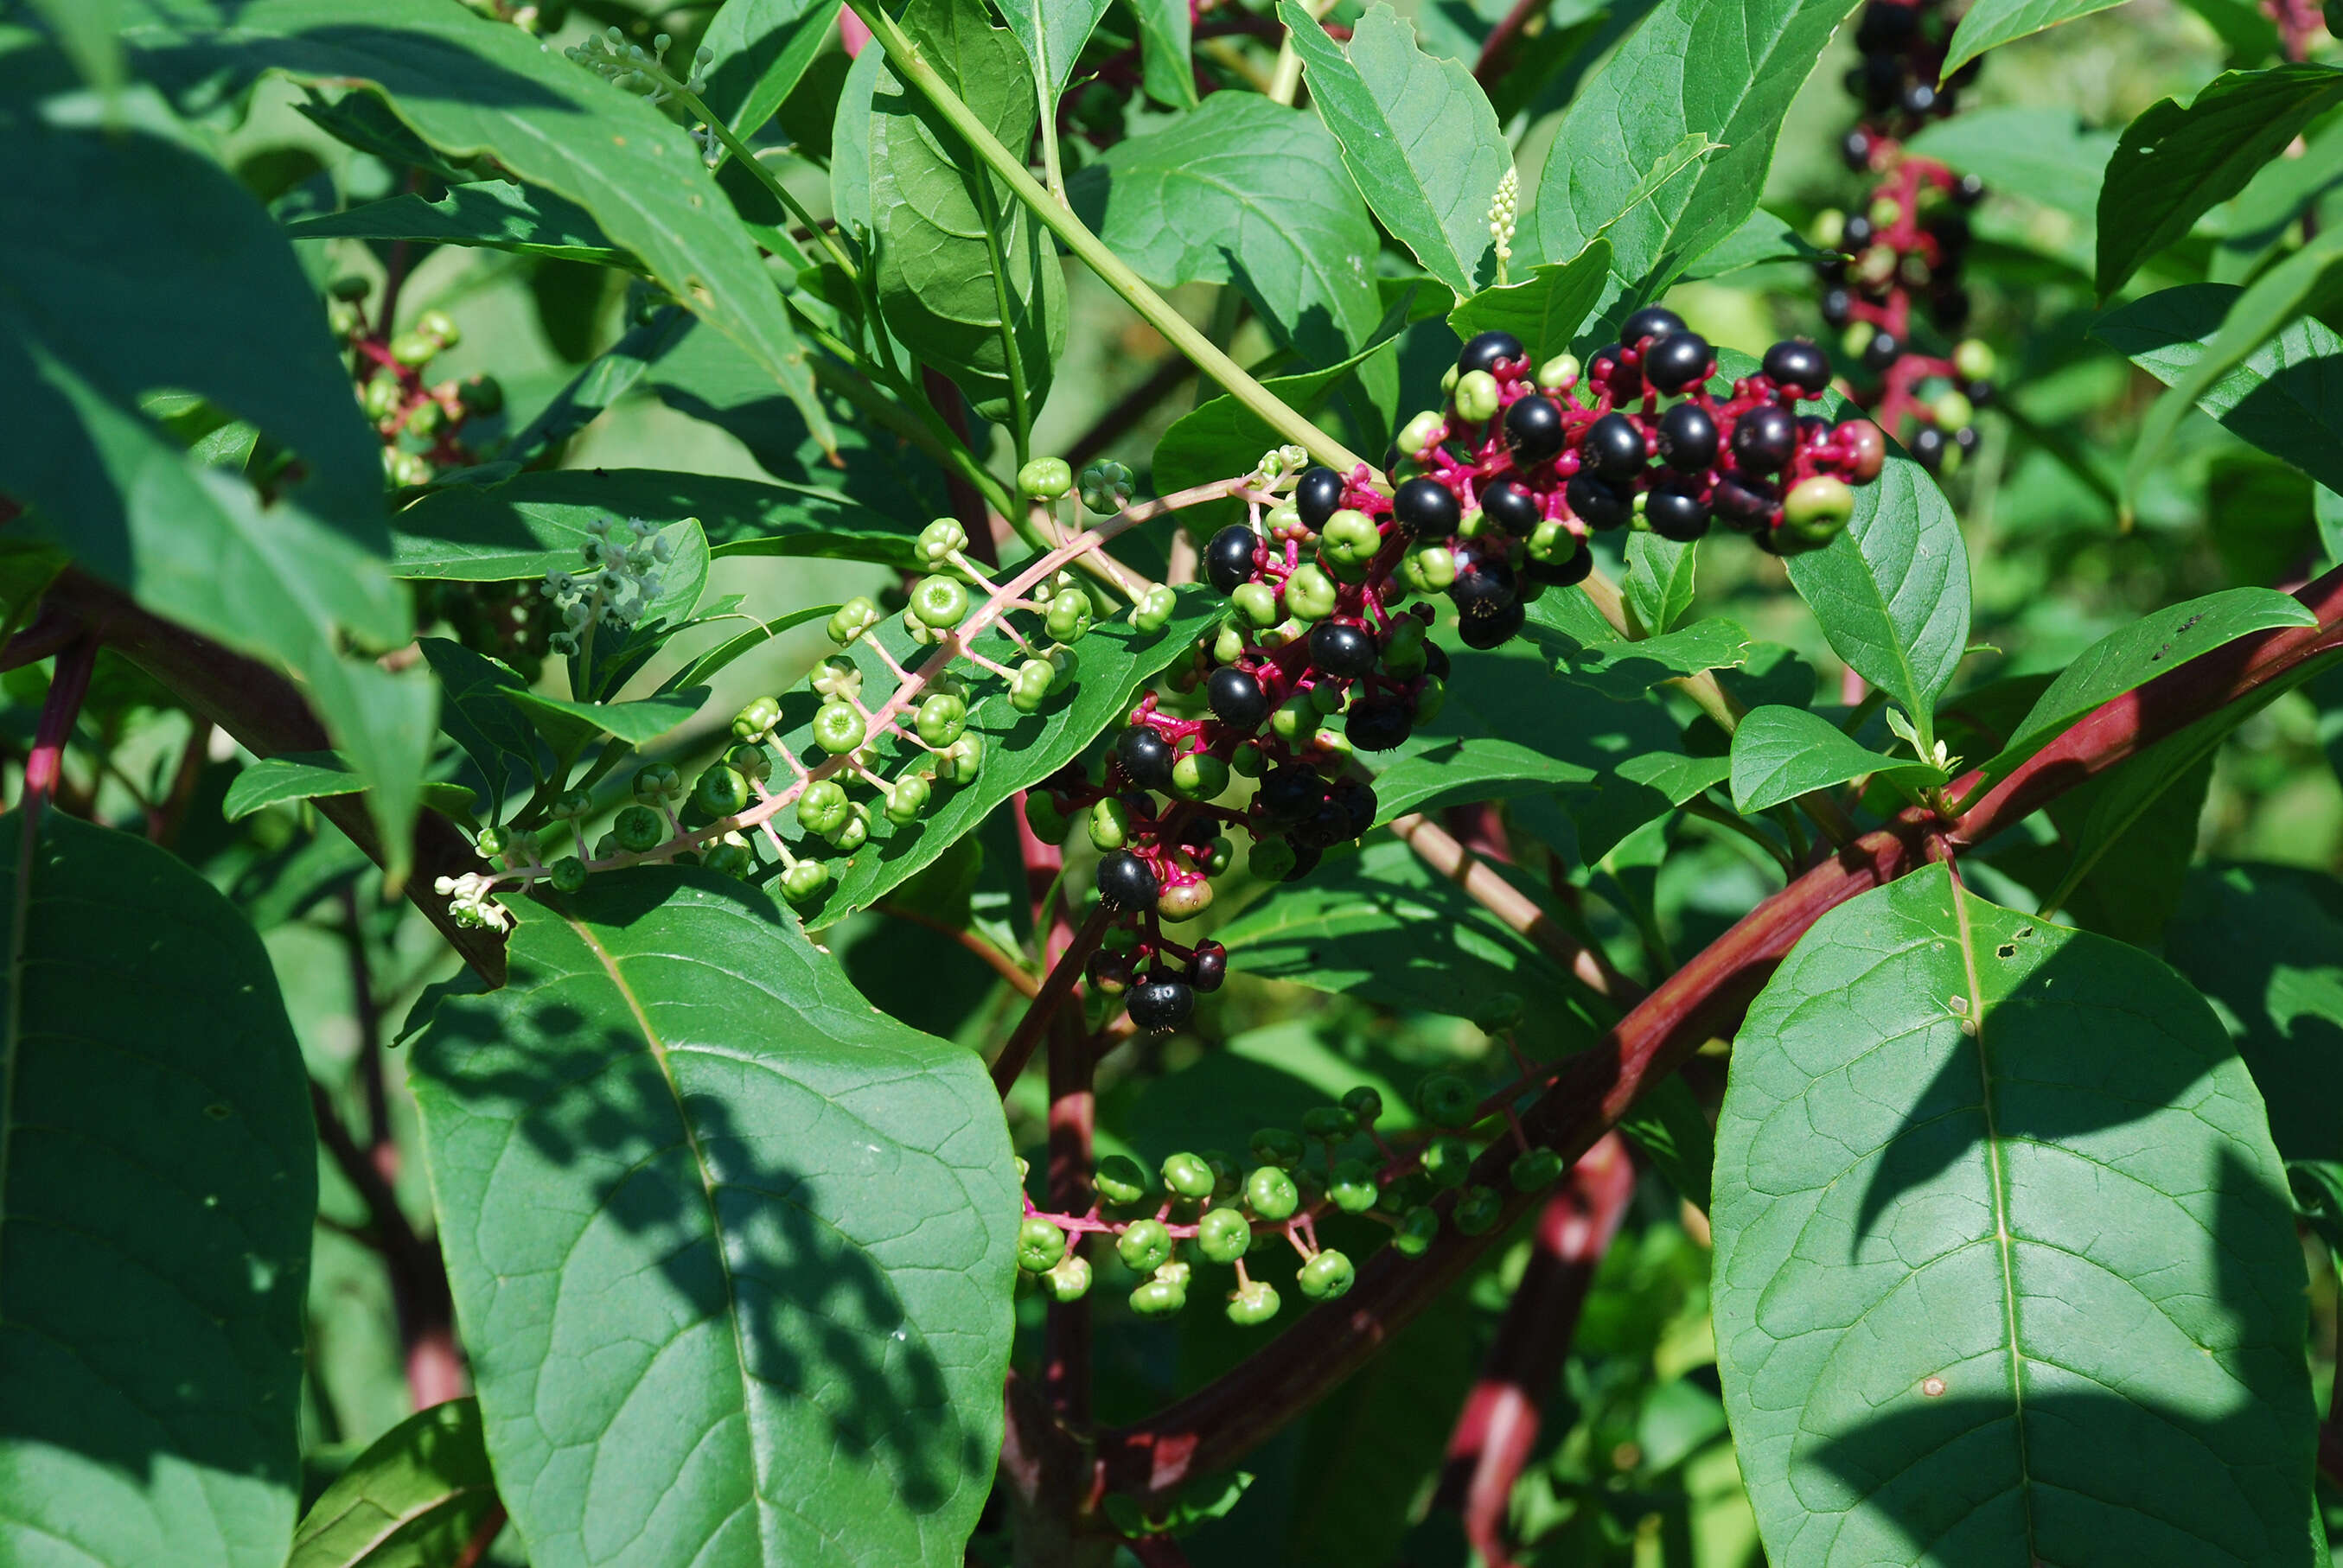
[328,281,506,489]
[1811,0,1997,474]
[1009,1047,1575,1329]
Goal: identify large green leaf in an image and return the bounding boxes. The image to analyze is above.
[410,871,1017,1568]
[284,181,631,266]
[0,811,316,1568]
[1944,0,2132,80]
[1784,455,1971,729]
[1446,239,1614,359]
[1279,0,1509,298]
[394,469,921,579]
[1712,864,2320,1566]
[1148,335,1397,536]
[998,0,1112,96]
[1903,107,2117,222]
[222,752,475,822]
[859,0,1066,424]
[1522,605,1752,703]
[2169,863,2343,1166]
[1073,92,1382,367]
[2094,65,2343,297]
[124,0,833,449]
[780,589,1221,927]
[1530,0,1859,319]
[701,0,840,143]
[287,1398,498,1568]
[1727,704,1941,813]
[2094,282,2343,497]
[1129,0,1196,108]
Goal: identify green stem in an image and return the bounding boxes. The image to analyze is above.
[670,82,859,279]
[837,0,1363,475]
[972,174,1035,470]
[1032,64,1069,205]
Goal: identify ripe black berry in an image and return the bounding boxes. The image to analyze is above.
[1618,306,1685,347]
[1284,841,1324,881]
[1840,128,1874,171]
[1457,329,1526,377]
[1657,403,1719,473]
[1480,476,1542,536]
[1206,525,1259,594]
[1591,342,1642,397]
[1394,475,1461,536]
[1713,475,1773,532]
[1503,395,1567,465]
[1821,287,1855,328]
[1730,406,1797,475]
[1346,697,1411,752]
[1257,765,1321,826]
[1911,425,1947,472]
[1861,329,1900,372]
[1954,424,1980,453]
[1308,621,1377,679]
[1581,411,1646,482]
[1128,976,1195,1031]
[1643,331,1712,396]
[1842,214,1874,251]
[1457,599,1525,648]
[1294,796,1353,850]
[1900,80,1938,116]
[1931,288,1971,332]
[1646,488,1711,542]
[1423,643,1450,680]
[1566,472,1632,530]
[1965,379,1995,408]
[1860,52,1901,110]
[1526,548,1594,587]
[1207,666,1268,729]
[1116,724,1176,791]
[1450,554,1516,614]
[1096,850,1159,911]
[1294,466,1346,530]
[1188,941,1227,992]
[1334,781,1378,837]
[1952,173,1985,206]
[1762,340,1831,394]
[1855,2,1916,49]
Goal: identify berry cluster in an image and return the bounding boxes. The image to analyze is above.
[1813,0,1999,474]
[1015,1046,1572,1328]
[327,284,504,488]
[1026,316,1889,1032]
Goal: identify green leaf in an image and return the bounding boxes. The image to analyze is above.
[1623,532,1696,634]
[860,0,1067,423]
[1073,92,1383,367]
[287,1398,497,1568]
[284,181,632,266]
[1677,207,1825,281]
[410,870,1017,1568]
[222,752,475,822]
[2,811,315,1568]
[28,0,125,96]
[2118,228,2343,515]
[781,590,1222,927]
[1727,704,1941,813]
[1712,864,2321,1568]
[419,639,542,803]
[1278,0,1510,298]
[1616,1074,1714,1211]
[1521,607,1752,702]
[1148,335,1400,533]
[1903,107,2118,222]
[666,604,841,695]
[2095,282,2343,498]
[501,686,710,749]
[1531,0,1859,318]
[394,469,921,579]
[2320,483,2343,567]
[1446,240,1613,376]
[1994,587,2318,766]
[1944,0,2132,80]
[998,0,1112,97]
[1129,0,1197,108]
[125,0,834,451]
[2094,65,2343,297]
[701,0,840,143]
[502,308,692,467]
[1784,455,1971,730]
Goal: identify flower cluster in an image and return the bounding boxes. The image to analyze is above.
[544,517,674,657]
[565,27,723,164]
[1812,0,2000,473]
[326,285,504,488]
[1030,314,1889,1033]
[1015,1032,1574,1328]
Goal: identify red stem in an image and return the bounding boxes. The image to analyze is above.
[992,905,1112,1093]
[450,1502,508,1568]
[20,634,96,815]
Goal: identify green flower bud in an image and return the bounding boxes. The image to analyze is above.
[827,596,880,646]
[1078,459,1135,514]
[725,741,772,783]
[1018,456,1076,500]
[914,517,968,570]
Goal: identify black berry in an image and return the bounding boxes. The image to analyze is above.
[1503,395,1567,466]
[1646,488,1711,542]
[1643,330,1712,396]
[1526,547,1594,587]
[1450,555,1516,615]
[1566,472,1632,531]
[1581,411,1646,482]
[1911,424,1947,472]
[1657,403,1719,473]
[1861,329,1900,372]
[1423,643,1451,680]
[1206,525,1260,594]
[1207,666,1268,729]
[1346,697,1411,752]
[1730,406,1797,475]
[1953,173,1985,206]
[1096,850,1159,912]
[1762,339,1831,394]
[1308,621,1377,679]
[1188,940,1228,992]
[1900,80,1938,116]
[1334,781,1378,837]
[1618,306,1686,347]
[1257,765,1321,826]
[1116,724,1176,791]
[1394,475,1461,536]
[1842,214,1874,251]
[1821,287,1855,328]
[1294,796,1352,850]
[1480,477,1542,536]
[1294,466,1346,530]
[1840,127,1874,171]
[1457,599,1525,648]
[1284,841,1324,882]
[1713,475,1773,532]
[1128,976,1195,1031]
[1457,329,1525,377]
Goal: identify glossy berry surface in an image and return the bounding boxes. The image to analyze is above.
[1479,476,1542,536]
[1307,621,1376,678]
[1581,411,1647,482]
[1657,402,1719,473]
[1293,465,1345,529]
[1393,475,1461,535]
[1207,666,1267,729]
[1762,339,1831,393]
[1095,850,1159,912]
[1642,330,1712,395]
[1456,328,1524,376]
[1127,977,1193,1032]
[1205,524,1259,594]
[1503,394,1567,465]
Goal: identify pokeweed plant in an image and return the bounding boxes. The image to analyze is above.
[2,0,2342,1565]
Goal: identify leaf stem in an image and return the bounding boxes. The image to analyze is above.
[835,0,1364,474]
[665,80,859,278]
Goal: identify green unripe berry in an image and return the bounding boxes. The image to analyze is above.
[1170,751,1229,802]
[1229,740,1265,778]
[475,825,509,858]
[1095,1154,1150,1206]
[1952,338,1997,382]
[936,734,986,787]
[1932,389,1975,431]
[1270,693,1321,743]
[1510,1148,1565,1190]
[1248,837,1298,882]
[1298,1248,1356,1301]
[1161,1151,1217,1200]
[1018,1215,1066,1272]
[1018,456,1075,500]
[704,838,755,877]
[1156,878,1214,921]
[385,449,432,488]
[1342,1086,1384,1123]
[797,779,851,837]
[1781,475,1856,545]
[1528,518,1578,565]
[1231,581,1280,628]
[1319,509,1382,569]
[548,855,588,893]
[1452,1184,1503,1236]
[1392,1205,1440,1256]
[1117,1218,1174,1273]
[782,860,830,902]
[1417,1074,1479,1129]
[1283,564,1338,622]
[1380,619,1427,679]
[1536,354,1581,392]
[1042,1254,1092,1302]
[1133,583,1178,633]
[1414,675,1446,726]
[725,742,772,783]
[1195,1205,1252,1263]
[812,700,867,755]
[1327,1159,1378,1214]
[884,772,932,824]
[911,574,971,630]
[694,766,750,817]
[1089,799,1131,851]
[1009,657,1057,712]
[1129,1278,1186,1318]
[405,399,443,438]
[361,374,400,421]
[1810,206,1846,250]
[633,762,682,802]
[329,273,371,302]
[457,373,503,415]
[916,692,968,748]
[1245,1165,1299,1221]
[389,330,438,367]
[1301,1106,1357,1141]
[613,804,667,853]
[1249,1127,1306,1169]
[1045,591,1094,644]
[416,309,460,347]
[1398,409,1446,458]
[1308,679,1346,716]
[1452,369,1502,424]
[1225,1279,1280,1326]
[1867,194,1900,230]
[1421,1135,1474,1189]
[1024,791,1069,842]
[1401,545,1457,595]
[827,596,880,646]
